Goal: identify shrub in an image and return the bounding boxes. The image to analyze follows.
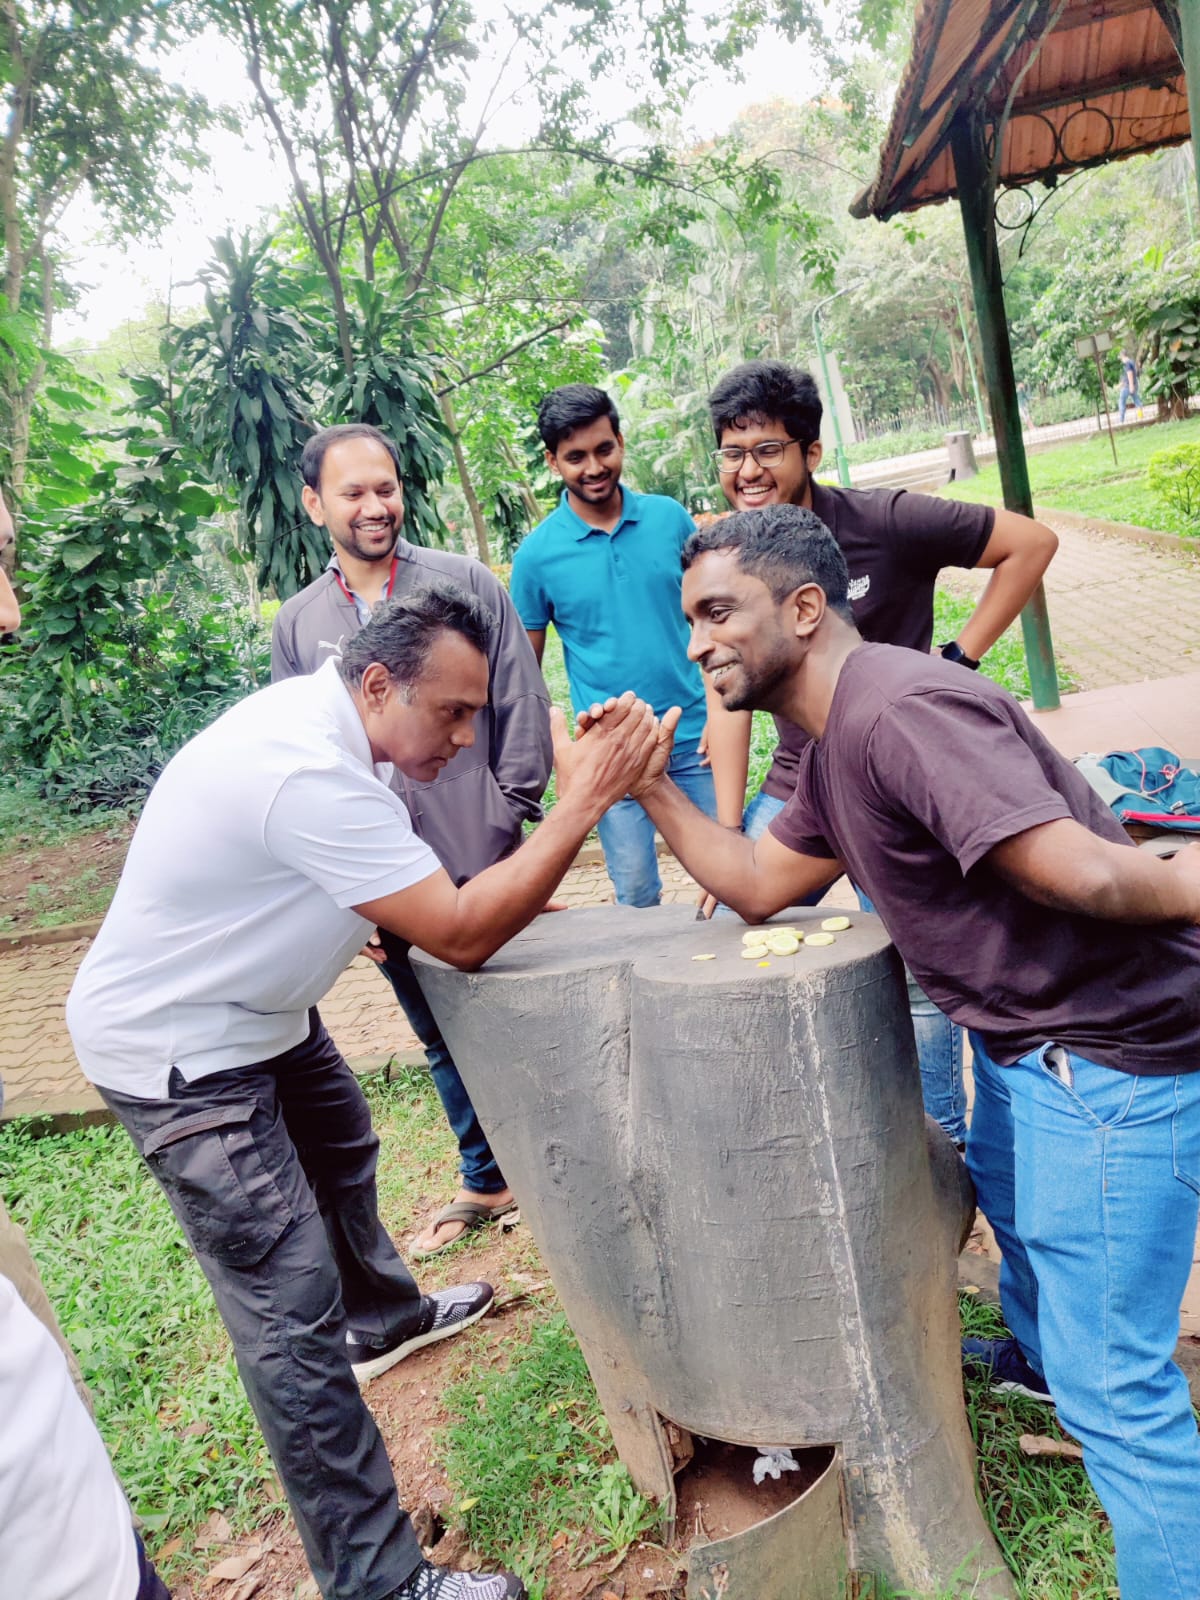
[0,427,268,809]
[1147,443,1200,525]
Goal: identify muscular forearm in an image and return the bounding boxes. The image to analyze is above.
[991,822,1200,924]
[640,776,838,921]
[704,684,752,829]
[958,521,1056,661]
[376,796,602,969]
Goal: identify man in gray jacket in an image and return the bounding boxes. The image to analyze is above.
[272,423,553,1255]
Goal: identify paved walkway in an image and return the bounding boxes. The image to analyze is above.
[943,513,1200,691]
[0,856,700,1123]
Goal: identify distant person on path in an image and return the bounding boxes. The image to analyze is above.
[1016,380,1032,428]
[511,384,739,906]
[701,360,1058,1147]
[67,587,660,1600]
[1119,352,1144,423]
[611,504,1200,1600]
[273,423,552,1258]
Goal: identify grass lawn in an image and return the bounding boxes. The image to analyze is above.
[2,1075,1123,1599]
[939,415,1200,536]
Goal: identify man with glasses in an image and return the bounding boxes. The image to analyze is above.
[703,360,1057,1147]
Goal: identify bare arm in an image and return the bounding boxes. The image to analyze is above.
[525,627,546,667]
[0,567,19,633]
[639,768,843,922]
[987,819,1200,923]
[955,508,1057,663]
[355,695,656,968]
[702,678,753,828]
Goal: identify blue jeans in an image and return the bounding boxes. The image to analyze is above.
[596,739,717,907]
[741,791,968,1145]
[969,1034,1200,1600]
[377,931,505,1195]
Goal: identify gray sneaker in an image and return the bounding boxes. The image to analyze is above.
[389,1560,527,1598]
[348,1282,494,1384]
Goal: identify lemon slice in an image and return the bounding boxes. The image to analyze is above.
[691,953,716,962]
[741,945,768,960]
[741,929,770,946]
[806,931,836,947]
[820,915,851,932]
[764,931,802,955]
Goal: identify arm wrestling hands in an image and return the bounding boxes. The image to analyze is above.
[354,692,662,970]
[576,697,843,922]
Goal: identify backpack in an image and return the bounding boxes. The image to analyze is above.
[1075,747,1200,832]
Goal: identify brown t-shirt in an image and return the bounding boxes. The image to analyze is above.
[762,484,994,800]
[769,644,1200,1075]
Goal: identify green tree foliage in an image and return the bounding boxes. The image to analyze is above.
[170,234,316,595]
[0,417,261,807]
[1147,443,1200,525]
[1127,246,1200,420]
[0,2,214,501]
[169,236,449,594]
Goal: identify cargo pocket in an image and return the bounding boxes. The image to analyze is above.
[143,1102,293,1267]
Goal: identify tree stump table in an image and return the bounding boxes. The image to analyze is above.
[414,904,1012,1598]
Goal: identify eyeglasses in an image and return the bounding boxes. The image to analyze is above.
[712,439,805,473]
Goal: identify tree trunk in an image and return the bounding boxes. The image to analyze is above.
[441,393,490,565]
[498,437,544,523]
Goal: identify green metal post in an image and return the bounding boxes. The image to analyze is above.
[949,109,1060,710]
[811,300,853,488]
[1180,0,1200,214]
[952,285,989,436]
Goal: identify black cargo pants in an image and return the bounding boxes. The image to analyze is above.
[100,1011,424,1600]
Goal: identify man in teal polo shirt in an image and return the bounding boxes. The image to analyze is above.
[511,383,719,904]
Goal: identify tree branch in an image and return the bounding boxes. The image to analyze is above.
[435,318,573,394]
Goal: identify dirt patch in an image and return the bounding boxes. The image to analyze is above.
[0,818,132,936]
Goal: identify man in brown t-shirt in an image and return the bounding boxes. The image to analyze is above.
[701,361,1058,1149]
[607,503,1200,1600]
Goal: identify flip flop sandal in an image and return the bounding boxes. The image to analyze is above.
[410,1198,520,1259]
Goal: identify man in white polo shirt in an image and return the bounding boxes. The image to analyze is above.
[66,583,659,1600]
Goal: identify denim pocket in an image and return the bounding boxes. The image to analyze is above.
[1172,1075,1200,1196]
[143,1103,293,1267]
[1032,1043,1138,1130]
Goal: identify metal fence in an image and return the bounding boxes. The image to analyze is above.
[852,401,982,442]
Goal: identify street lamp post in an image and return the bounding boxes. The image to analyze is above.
[811,287,856,488]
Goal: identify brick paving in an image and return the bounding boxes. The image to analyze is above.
[0,855,699,1123]
[942,516,1200,690]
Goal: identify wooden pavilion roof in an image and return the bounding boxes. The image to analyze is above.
[851,0,1190,219]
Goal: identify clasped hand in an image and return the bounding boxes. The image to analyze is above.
[550,691,681,812]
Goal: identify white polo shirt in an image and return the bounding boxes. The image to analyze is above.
[67,659,441,1097]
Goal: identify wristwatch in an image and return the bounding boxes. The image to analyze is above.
[940,640,980,670]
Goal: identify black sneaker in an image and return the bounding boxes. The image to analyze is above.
[349,1282,495,1385]
[388,1561,526,1599]
[961,1336,1053,1402]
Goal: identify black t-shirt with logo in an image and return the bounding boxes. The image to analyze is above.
[762,484,994,800]
[769,644,1200,1075]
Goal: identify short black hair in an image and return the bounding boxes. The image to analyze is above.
[707,361,822,447]
[301,424,404,491]
[682,504,853,622]
[336,581,495,694]
[536,385,620,453]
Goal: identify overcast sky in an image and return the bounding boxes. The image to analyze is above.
[55,17,829,345]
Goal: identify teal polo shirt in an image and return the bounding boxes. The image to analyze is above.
[511,486,707,746]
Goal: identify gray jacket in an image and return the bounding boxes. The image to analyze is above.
[271,542,552,885]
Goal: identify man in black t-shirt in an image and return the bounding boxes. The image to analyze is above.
[703,360,1058,1149]
[609,503,1200,1600]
